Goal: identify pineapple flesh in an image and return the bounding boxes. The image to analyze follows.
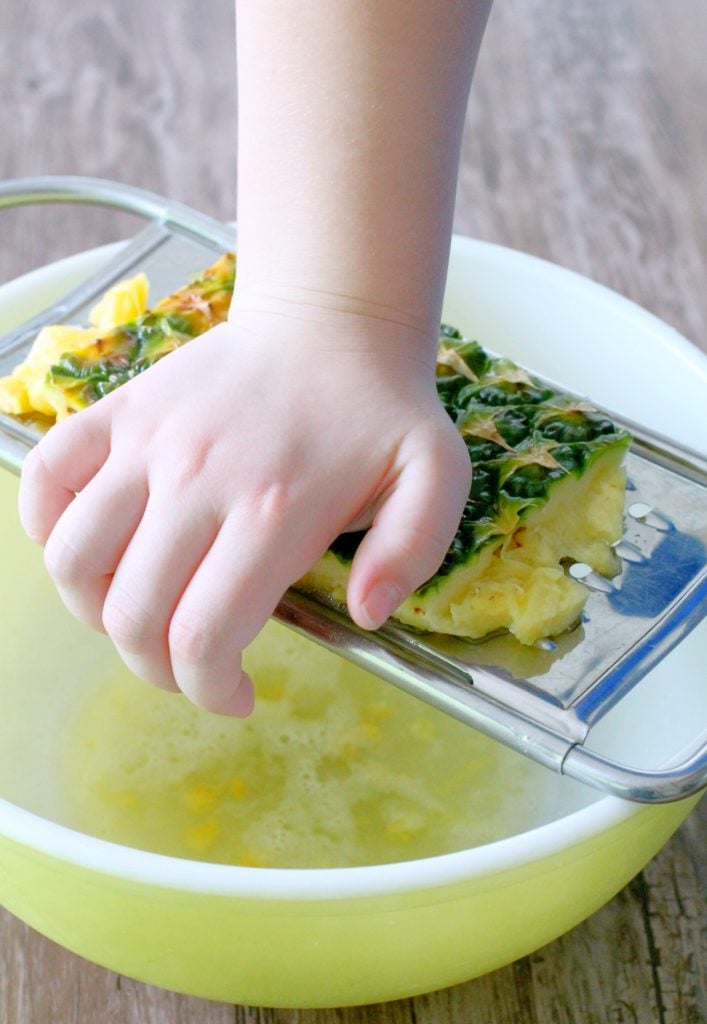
[0,260,630,646]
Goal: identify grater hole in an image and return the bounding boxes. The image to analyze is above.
[627,501,672,532]
[612,539,646,563]
[628,501,653,519]
[568,562,592,580]
[534,638,557,652]
[568,562,615,593]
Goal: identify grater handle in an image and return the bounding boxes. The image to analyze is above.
[0,175,236,250]
[562,741,707,804]
[0,175,236,474]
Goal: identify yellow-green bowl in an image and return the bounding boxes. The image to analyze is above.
[0,238,704,1008]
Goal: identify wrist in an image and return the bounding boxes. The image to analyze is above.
[229,281,440,367]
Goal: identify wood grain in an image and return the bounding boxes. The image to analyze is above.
[0,0,705,1022]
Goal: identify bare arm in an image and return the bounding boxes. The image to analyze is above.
[20,1,492,715]
[234,0,491,344]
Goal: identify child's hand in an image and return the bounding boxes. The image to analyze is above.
[18,305,470,716]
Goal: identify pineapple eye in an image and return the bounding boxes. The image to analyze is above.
[469,464,498,510]
[494,407,534,446]
[463,436,505,462]
[436,378,464,418]
[541,416,591,443]
[501,463,564,500]
[50,354,88,380]
[457,380,553,408]
[439,323,463,340]
[539,412,616,444]
[457,342,490,379]
[551,443,592,473]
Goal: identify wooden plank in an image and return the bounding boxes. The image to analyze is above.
[414,961,541,1023]
[459,0,707,349]
[637,807,706,1024]
[233,1002,416,1024]
[0,919,235,1024]
[0,0,238,285]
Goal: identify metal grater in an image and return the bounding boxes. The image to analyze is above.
[1,176,705,804]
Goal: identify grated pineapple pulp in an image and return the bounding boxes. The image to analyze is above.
[0,274,149,420]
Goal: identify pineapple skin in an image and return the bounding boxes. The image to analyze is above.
[299,329,631,645]
[44,253,236,418]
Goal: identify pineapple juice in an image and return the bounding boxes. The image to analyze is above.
[0,466,593,869]
[63,620,588,868]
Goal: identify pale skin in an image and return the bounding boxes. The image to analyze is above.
[19,0,492,716]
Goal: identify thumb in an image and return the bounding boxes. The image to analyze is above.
[346,427,471,630]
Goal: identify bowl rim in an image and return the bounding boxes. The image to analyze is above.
[448,235,707,380]
[0,236,701,901]
[0,789,640,899]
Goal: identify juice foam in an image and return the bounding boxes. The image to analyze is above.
[64,620,576,868]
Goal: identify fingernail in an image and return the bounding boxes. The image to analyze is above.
[235,672,256,718]
[227,672,255,719]
[361,583,402,629]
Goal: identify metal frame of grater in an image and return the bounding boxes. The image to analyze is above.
[0,175,705,805]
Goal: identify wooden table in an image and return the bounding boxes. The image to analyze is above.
[0,1,704,1020]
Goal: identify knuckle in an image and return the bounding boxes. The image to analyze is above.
[251,479,293,530]
[21,444,46,483]
[169,610,221,666]
[155,439,214,491]
[102,592,154,652]
[177,441,214,487]
[29,428,72,477]
[398,521,452,557]
[44,533,87,585]
[22,445,58,497]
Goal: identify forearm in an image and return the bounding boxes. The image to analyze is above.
[234,0,491,349]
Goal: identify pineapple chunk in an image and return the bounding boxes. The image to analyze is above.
[0,275,149,420]
[298,332,631,645]
[0,255,235,421]
[89,272,149,331]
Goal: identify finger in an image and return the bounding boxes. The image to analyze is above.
[346,430,471,629]
[43,459,148,632]
[168,509,320,716]
[101,493,222,694]
[19,406,112,544]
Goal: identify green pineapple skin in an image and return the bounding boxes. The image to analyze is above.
[47,253,236,412]
[303,328,631,644]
